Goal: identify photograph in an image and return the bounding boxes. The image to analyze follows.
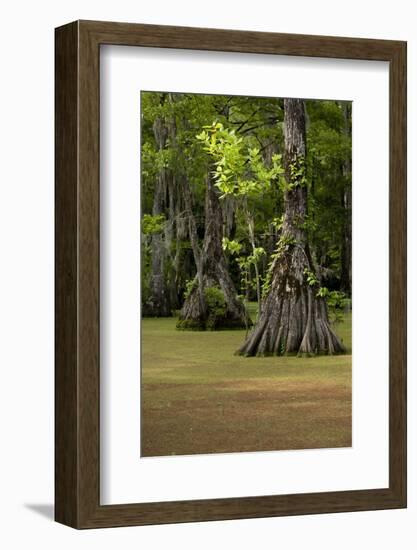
[140,91,352,457]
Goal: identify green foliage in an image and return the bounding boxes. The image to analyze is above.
[250,246,266,263]
[140,91,352,317]
[197,121,282,312]
[234,247,266,270]
[142,213,166,235]
[326,290,351,323]
[315,286,350,323]
[316,286,330,298]
[304,100,352,284]
[197,122,284,198]
[222,237,242,255]
[141,242,152,304]
[236,248,266,289]
[278,234,297,249]
[283,155,307,191]
[204,286,227,328]
[327,290,350,309]
[261,271,273,300]
[295,213,318,234]
[271,215,284,230]
[261,235,297,299]
[304,268,319,287]
[183,278,198,299]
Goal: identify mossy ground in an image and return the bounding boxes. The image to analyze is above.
[141,304,352,457]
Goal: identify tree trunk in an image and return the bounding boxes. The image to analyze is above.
[142,116,172,317]
[177,172,250,330]
[340,102,352,296]
[239,99,345,356]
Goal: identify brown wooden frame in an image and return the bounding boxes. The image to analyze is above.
[55,20,407,529]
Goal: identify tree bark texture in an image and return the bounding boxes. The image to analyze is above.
[177,172,249,330]
[142,117,173,317]
[340,102,352,296]
[239,99,345,356]
[143,95,199,316]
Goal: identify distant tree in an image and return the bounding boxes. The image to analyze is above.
[142,107,174,317]
[197,122,283,321]
[340,102,352,295]
[306,99,352,297]
[177,167,248,330]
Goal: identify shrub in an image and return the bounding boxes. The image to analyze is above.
[204,286,226,329]
[327,290,351,323]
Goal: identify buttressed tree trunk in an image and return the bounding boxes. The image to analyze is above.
[177,173,249,330]
[239,98,345,356]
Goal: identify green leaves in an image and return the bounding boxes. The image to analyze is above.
[317,286,330,298]
[222,237,242,255]
[196,122,284,198]
[271,215,284,230]
[308,280,351,325]
[140,91,352,319]
[280,155,307,192]
[304,268,319,287]
[251,246,266,263]
[326,290,350,309]
[204,286,227,328]
[141,213,166,235]
[183,278,198,299]
[325,290,351,323]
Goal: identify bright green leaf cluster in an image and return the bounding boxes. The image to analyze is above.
[281,155,307,192]
[304,268,319,287]
[141,213,166,235]
[197,122,284,198]
[222,237,243,255]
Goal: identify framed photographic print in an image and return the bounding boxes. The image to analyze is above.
[55,20,407,528]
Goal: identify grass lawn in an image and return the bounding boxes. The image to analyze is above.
[141,306,352,457]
